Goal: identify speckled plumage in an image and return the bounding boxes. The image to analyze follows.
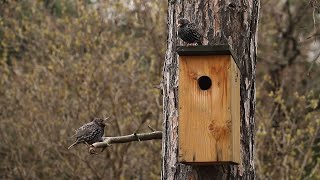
[68,118,106,149]
[178,18,202,45]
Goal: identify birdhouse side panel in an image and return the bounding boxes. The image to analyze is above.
[230,57,241,163]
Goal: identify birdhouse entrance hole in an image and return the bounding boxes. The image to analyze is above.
[198,76,212,90]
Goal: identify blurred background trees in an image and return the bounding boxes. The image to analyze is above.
[0,0,165,179]
[256,0,320,179]
[0,0,319,179]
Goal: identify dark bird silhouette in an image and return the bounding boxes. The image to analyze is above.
[178,18,203,45]
[68,117,108,149]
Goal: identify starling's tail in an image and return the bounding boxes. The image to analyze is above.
[69,132,76,139]
[68,142,78,149]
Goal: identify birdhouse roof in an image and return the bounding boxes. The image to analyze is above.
[176,45,239,69]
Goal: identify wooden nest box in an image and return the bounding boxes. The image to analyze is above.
[177,45,240,165]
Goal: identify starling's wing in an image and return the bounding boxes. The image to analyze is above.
[188,23,200,31]
[188,23,203,44]
[75,122,96,138]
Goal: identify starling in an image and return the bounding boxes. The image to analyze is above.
[68,117,108,149]
[178,18,203,45]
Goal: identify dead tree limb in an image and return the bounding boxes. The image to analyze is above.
[92,131,162,149]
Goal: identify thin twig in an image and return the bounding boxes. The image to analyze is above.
[298,123,320,179]
[147,125,157,132]
[92,131,162,149]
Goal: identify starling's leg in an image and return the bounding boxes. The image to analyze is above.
[85,142,96,149]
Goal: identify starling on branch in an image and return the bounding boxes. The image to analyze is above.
[68,117,109,149]
[178,18,203,45]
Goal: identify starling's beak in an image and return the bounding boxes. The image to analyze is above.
[103,117,110,126]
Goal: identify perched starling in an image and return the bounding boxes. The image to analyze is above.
[68,117,108,149]
[178,18,203,45]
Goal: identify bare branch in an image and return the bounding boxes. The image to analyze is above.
[147,125,157,132]
[92,131,162,149]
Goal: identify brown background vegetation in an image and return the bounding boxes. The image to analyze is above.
[0,0,319,179]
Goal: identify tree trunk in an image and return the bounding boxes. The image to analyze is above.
[162,0,259,179]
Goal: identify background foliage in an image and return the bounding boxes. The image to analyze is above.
[0,0,165,179]
[0,0,319,179]
[256,0,320,179]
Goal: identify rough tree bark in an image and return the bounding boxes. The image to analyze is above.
[162,0,259,179]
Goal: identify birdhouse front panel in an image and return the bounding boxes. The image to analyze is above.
[177,46,240,164]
